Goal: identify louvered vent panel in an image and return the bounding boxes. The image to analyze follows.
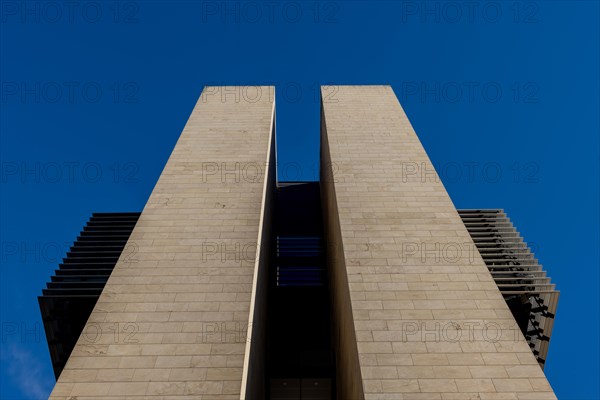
[458,209,558,369]
[38,212,141,379]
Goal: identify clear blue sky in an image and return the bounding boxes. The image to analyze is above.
[1,1,598,398]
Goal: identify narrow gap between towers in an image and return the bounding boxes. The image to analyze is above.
[264,181,335,400]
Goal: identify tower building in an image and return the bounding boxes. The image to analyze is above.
[40,86,558,399]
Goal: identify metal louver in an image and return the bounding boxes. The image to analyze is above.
[458,209,558,369]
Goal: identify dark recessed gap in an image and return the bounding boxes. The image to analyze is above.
[265,182,335,400]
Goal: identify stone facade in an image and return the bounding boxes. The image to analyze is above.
[49,86,275,399]
[319,85,556,400]
[46,84,557,400]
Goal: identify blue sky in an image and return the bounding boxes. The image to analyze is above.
[1,1,598,398]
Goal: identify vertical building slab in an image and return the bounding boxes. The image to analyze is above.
[49,86,275,399]
[320,85,556,400]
